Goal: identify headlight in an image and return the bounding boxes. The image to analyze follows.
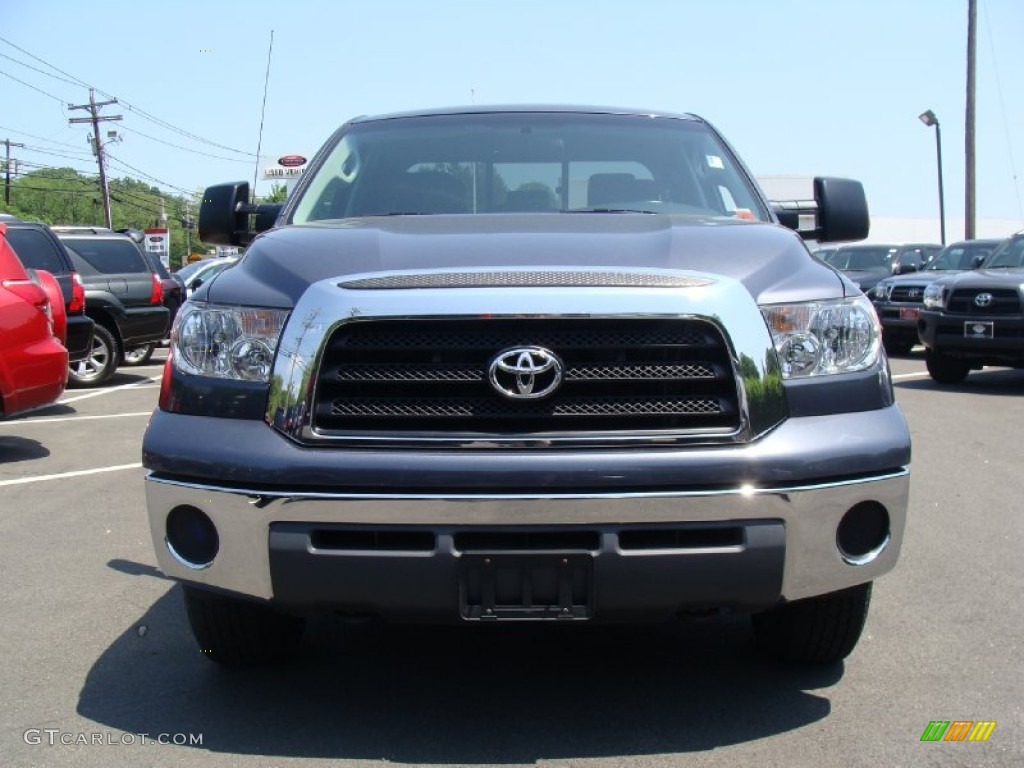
[172,303,290,382]
[923,283,945,309]
[872,282,892,300]
[761,296,881,379]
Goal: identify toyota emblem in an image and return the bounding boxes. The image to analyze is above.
[488,347,563,400]
[974,292,994,308]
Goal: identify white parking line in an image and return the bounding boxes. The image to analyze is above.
[58,376,161,404]
[0,463,143,487]
[892,372,931,381]
[0,412,152,427]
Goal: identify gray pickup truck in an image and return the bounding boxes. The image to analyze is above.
[143,106,911,666]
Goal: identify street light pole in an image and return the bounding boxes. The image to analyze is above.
[918,110,946,245]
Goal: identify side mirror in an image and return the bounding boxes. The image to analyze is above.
[971,254,986,269]
[771,177,870,243]
[191,278,204,291]
[892,259,919,275]
[199,182,250,246]
[199,182,284,246]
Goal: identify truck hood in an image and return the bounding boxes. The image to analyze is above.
[204,214,847,307]
[929,267,1024,290]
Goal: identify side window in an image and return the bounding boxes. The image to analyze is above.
[4,228,66,273]
[62,240,148,274]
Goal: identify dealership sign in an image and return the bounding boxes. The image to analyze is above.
[262,154,308,180]
[144,228,170,268]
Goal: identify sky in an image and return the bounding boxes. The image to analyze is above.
[2,0,1023,234]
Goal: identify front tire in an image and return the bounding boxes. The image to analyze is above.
[68,325,119,387]
[752,582,872,664]
[926,350,971,384]
[122,343,155,365]
[183,586,305,666]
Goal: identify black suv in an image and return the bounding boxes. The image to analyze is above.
[0,216,95,364]
[870,239,1001,354]
[919,231,1024,383]
[52,227,169,386]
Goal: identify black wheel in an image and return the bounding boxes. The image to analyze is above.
[925,350,970,385]
[68,325,119,387]
[122,343,155,365]
[752,582,872,664]
[183,585,305,666]
[882,331,915,356]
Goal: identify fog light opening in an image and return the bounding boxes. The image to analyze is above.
[837,501,890,566]
[165,505,219,569]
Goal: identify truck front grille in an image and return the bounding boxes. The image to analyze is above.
[947,288,1021,314]
[889,285,927,304]
[311,318,739,438]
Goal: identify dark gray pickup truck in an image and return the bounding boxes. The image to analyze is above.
[144,106,911,666]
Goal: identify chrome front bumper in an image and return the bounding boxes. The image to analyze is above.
[146,469,909,607]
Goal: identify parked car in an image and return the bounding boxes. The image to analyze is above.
[0,217,95,364]
[919,231,1024,383]
[51,227,169,386]
[146,105,910,667]
[870,238,1002,354]
[0,222,68,418]
[823,243,942,293]
[109,228,184,364]
[174,257,238,299]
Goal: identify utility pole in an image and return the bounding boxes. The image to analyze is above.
[965,0,977,240]
[69,88,122,229]
[3,138,25,207]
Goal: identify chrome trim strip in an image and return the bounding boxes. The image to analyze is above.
[265,268,785,447]
[147,467,909,501]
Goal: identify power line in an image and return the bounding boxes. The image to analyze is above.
[9,184,98,194]
[0,67,70,105]
[106,153,191,195]
[981,0,1024,221]
[0,50,81,87]
[21,144,94,161]
[117,125,251,164]
[0,124,84,151]
[0,36,256,158]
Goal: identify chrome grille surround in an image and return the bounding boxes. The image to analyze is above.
[266,268,786,448]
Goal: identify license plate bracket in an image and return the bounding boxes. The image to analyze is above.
[459,553,593,620]
[964,321,994,339]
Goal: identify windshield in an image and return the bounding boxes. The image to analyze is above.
[831,247,895,272]
[927,242,997,271]
[290,112,768,223]
[981,237,1024,268]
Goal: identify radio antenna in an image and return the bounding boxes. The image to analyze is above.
[253,30,275,204]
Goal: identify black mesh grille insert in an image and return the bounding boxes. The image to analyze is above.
[312,318,739,436]
[947,288,1022,314]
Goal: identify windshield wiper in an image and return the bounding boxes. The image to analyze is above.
[562,207,657,214]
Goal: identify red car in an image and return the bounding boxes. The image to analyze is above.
[0,222,69,418]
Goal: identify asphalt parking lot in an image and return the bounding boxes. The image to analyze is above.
[1,348,1022,768]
